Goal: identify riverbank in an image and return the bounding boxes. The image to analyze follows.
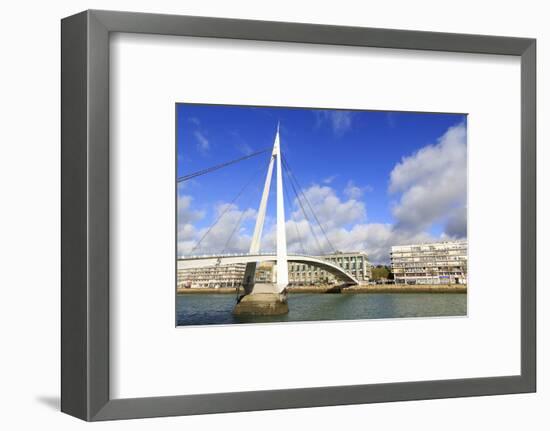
[177,284,467,294]
[335,285,466,294]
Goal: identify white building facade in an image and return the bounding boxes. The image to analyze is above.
[177,263,246,289]
[391,240,468,285]
[178,252,371,288]
[288,251,371,285]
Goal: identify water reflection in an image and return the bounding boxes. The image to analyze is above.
[176,293,467,326]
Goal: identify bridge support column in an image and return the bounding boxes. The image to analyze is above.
[233,123,289,316]
[233,291,288,316]
[234,262,289,315]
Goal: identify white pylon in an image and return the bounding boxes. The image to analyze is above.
[247,122,288,293]
[274,123,288,290]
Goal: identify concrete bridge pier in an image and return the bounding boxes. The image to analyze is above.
[233,262,289,316]
[233,124,290,316]
[233,290,288,316]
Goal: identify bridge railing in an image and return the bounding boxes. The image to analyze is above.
[177,252,359,284]
[178,251,322,260]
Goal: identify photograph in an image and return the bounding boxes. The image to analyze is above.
[176,103,468,325]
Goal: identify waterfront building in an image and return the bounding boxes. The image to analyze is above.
[178,261,278,289]
[288,251,371,285]
[177,263,246,288]
[178,251,371,288]
[254,262,276,283]
[390,240,467,285]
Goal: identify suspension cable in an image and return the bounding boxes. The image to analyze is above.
[178,147,271,183]
[220,158,272,255]
[282,155,337,254]
[190,157,270,254]
[282,166,306,254]
[281,158,324,255]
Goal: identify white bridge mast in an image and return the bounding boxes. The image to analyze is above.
[274,123,289,290]
[243,123,288,294]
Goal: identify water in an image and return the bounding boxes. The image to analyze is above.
[176,293,467,326]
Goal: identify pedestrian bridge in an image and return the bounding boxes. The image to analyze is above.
[177,253,359,285]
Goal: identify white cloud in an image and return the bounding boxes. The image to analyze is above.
[261,215,438,263]
[256,184,365,255]
[336,223,433,263]
[236,142,253,156]
[194,131,210,154]
[444,206,467,238]
[344,180,373,199]
[343,224,436,263]
[322,175,337,184]
[291,184,366,229]
[389,122,467,235]
[344,180,362,199]
[177,195,204,256]
[178,194,204,224]
[177,199,257,255]
[261,218,315,254]
[315,110,353,134]
[178,176,453,263]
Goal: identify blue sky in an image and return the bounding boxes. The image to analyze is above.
[177,103,467,263]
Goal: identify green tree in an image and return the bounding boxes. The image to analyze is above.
[371,265,390,280]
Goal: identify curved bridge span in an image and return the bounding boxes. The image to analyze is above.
[178,254,359,285]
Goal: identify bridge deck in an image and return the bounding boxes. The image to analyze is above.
[177,254,359,284]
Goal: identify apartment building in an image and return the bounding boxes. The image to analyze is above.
[177,263,246,288]
[178,251,371,288]
[391,240,467,285]
[288,251,371,285]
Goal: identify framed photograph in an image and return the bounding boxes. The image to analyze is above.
[175,102,468,325]
[61,9,536,421]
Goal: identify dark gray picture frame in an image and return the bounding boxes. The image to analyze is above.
[61,9,536,421]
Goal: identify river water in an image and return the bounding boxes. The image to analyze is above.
[176,292,467,326]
